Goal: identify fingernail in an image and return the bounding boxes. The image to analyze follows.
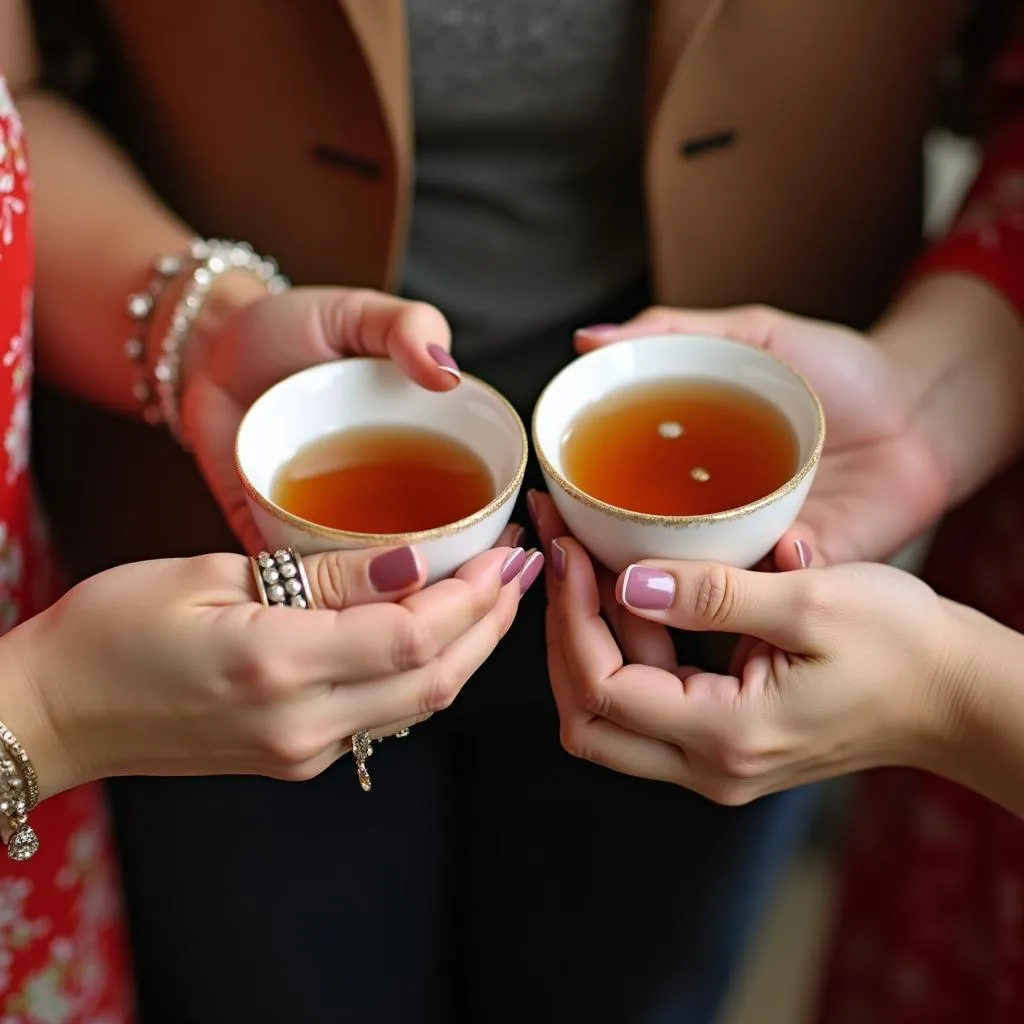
[794,539,812,570]
[500,547,526,586]
[620,565,676,611]
[507,524,525,549]
[427,344,460,380]
[369,546,422,592]
[519,550,544,594]
[574,323,619,337]
[526,489,540,526]
[551,539,567,582]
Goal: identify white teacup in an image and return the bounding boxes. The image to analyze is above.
[236,358,528,583]
[533,334,825,571]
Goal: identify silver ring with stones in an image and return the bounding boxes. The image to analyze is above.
[251,548,315,609]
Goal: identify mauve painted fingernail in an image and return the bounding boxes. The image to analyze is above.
[551,539,567,582]
[525,489,540,525]
[519,550,544,594]
[575,323,618,336]
[794,539,812,570]
[507,524,526,549]
[500,547,526,586]
[369,546,422,592]
[620,565,676,611]
[427,344,460,380]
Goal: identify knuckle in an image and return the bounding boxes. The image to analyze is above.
[693,564,738,629]
[391,611,440,673]
[421,664,463,715]
[578,678,614,720]
[274,761,325,783]
[706,726,769,781]
[258,726,323,768]
[312,554,354,610]
[559,722,591,762]
[704,780,755,807]
[190,552,239,584]
[231,642,294,700]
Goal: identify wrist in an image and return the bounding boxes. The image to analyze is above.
[913,598,1024,813]
[0,616,87,803]
[870,272,1024,509]
[179,268,270,387]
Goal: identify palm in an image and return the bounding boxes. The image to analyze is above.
[763,318,948,566]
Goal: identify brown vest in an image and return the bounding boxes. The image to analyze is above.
[34,0,973,577]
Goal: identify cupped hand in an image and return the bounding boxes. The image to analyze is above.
[181,283,460,553]
[575,305,951,568]
[541,525,966,802]
[15,523,539,800]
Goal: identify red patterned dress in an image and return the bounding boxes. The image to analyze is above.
[0,75,133,1022]
[817,33,1024,1024]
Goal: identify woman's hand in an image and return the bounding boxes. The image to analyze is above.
[575,305,951,568]
[4,525,538,801]
[532,492,970,802]
[181,281,460,552]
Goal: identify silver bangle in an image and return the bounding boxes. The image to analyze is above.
[154,238,289,447]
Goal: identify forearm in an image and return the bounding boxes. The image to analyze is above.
[871,271,1024,507]
[928,599,1024,816]
[18,89,267,416]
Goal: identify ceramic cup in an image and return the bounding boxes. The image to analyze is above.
[236,358,528,583]
[533,334,825,571]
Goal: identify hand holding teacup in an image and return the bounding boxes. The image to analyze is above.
[236,355,540,788]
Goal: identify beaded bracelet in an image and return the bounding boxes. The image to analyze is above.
[124,253,188,423]
[0,718,40,861]
[152,238,289,447]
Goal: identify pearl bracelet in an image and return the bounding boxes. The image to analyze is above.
[0,718,40,861]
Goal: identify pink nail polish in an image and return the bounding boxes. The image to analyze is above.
[428,344,461,380]
[519,551,544,594]
[794,539,812,569]
[575,324,619,336]
[369,546,422,592]
[500,548,526,586]
[526,490,540,526]
[551,539,567,582]
[620,565,675,611]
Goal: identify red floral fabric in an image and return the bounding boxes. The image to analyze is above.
[818,29,1024,1024]
[0,74,133,1023]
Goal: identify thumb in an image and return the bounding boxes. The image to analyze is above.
[320,289,460,392]
[574,304,781,353]
[614,559,825,654]
[298,544,429,609]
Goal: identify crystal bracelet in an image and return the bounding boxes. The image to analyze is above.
[124,253,188,423]
[0,718,40,861]
[152,238,289,447]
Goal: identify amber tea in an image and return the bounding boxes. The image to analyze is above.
[272,426,495,534]
[561,380,798,517]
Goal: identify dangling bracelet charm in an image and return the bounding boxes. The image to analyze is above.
[0,718,40,861]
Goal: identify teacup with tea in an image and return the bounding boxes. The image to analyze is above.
[236,358,528,582]
[533,334,824,571]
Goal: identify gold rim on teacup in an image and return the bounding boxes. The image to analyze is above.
[531,335,826,527]
[236,367,529,544]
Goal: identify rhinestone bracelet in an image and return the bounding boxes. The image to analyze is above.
[152,238,289,447]
[0,718,40,861]
[124,253,189,423]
